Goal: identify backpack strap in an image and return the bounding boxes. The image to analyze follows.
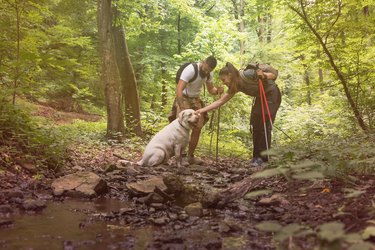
[188,63,199,83]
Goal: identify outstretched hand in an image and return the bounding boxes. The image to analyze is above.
[216,86,224,95]
[256,69,266,80]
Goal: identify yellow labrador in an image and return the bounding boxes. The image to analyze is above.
[137,109,199,167]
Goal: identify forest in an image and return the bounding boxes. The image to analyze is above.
[0,0,374,249]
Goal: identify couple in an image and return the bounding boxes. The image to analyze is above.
[171,56,281,167]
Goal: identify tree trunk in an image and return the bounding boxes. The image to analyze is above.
[98,0,125,138]
[159,30,167,108]
[112,20,143,137]
[239,0,245,64]
[177,12,181,54]
[161,62,167,108]
[303,64,311,105]
[267,14,272,43]
[231,0,245,64]
[289,1,368,132]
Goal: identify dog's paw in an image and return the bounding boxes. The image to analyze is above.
[117,159,133,166]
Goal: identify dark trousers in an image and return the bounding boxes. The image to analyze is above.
[252,119,273,161]
[250,85,281,161]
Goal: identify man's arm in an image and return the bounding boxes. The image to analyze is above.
[176,79,187,107]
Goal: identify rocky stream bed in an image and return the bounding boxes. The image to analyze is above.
[1,152,375,250]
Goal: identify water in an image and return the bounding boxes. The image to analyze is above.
[0,198,153,250]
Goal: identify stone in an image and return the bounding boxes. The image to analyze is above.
[51,171,108,198]
[22,199,47,211]
[184,202,203,217]
[126,176,167,194]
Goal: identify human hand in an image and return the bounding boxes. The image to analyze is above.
[256,69,266,80]
[216,86,224,95]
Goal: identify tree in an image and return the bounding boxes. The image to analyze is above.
[97,0,125,138]
[288,0,371,132]
[112,9,142,136]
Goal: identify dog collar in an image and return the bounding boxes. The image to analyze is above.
[178,120,190,131]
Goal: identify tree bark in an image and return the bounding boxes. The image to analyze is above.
[231,0,245,64]
[98,0,125,138]
[177,12,181,54]
[289,0,368,132]
[303,64,311,105]
[112,18,143,137]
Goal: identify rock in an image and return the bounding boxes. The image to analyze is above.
[200,190,220,208]
[104,164,118,173]
[178,212,189,221]
[0,205,12,213]
[149,203,164,209]
[22,199,47,211]
[126,176,167,195]
[19,162,37,174]
[137,193,164,205]
[184,202,203,217]
[163,175,185,194]
[0,219,13,227]
[151,216,169,225]
[257,194,289,206]
[6,189,24,199]
[51,172,108,198]
[119,207,134,215]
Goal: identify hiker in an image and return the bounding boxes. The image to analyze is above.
[169,56,224,165]
[197,62,281,167]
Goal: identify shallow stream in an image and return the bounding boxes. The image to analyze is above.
[0,198,154,250]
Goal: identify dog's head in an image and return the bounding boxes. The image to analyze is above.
[178,109,200,129]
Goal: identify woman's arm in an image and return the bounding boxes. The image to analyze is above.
[197,92,234,113]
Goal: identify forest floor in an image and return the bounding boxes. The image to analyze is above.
[1,103,375,250]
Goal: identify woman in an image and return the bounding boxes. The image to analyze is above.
[197,62,282,167]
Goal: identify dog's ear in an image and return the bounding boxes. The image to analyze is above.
[178,110,185,122]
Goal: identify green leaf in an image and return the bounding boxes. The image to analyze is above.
[343,188,366,199]
[256,221,282,232]
[318,222,345,242]
[348,242,374,250]
[244,189,273,200]
[274,224,310,241]
[251,168,281,178]
[362,226,375,240]
[290,160,317,169]
[293,171,324,180]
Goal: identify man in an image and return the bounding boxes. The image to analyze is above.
[174,56,223,164]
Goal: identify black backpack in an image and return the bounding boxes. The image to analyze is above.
[175,62,212,84]
[175,62,198,84]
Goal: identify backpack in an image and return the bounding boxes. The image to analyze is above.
[175,62,211,84]
[239,63,278,97]
[175,62,198,84]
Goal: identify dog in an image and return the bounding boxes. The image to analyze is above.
[137,109,200,167]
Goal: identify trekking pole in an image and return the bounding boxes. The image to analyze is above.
[209,111,216,156]
[216,105,220,162]
[259,79,270,162]
[215,90,223,163]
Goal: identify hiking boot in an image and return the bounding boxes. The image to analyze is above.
[250,157,264,167]
[187,155,204,165]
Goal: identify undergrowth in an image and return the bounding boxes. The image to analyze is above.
[0,101,68,170]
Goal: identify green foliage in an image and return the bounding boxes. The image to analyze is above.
[0,100,67,169]
[256,221,374,250]
[250,131,375,181]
